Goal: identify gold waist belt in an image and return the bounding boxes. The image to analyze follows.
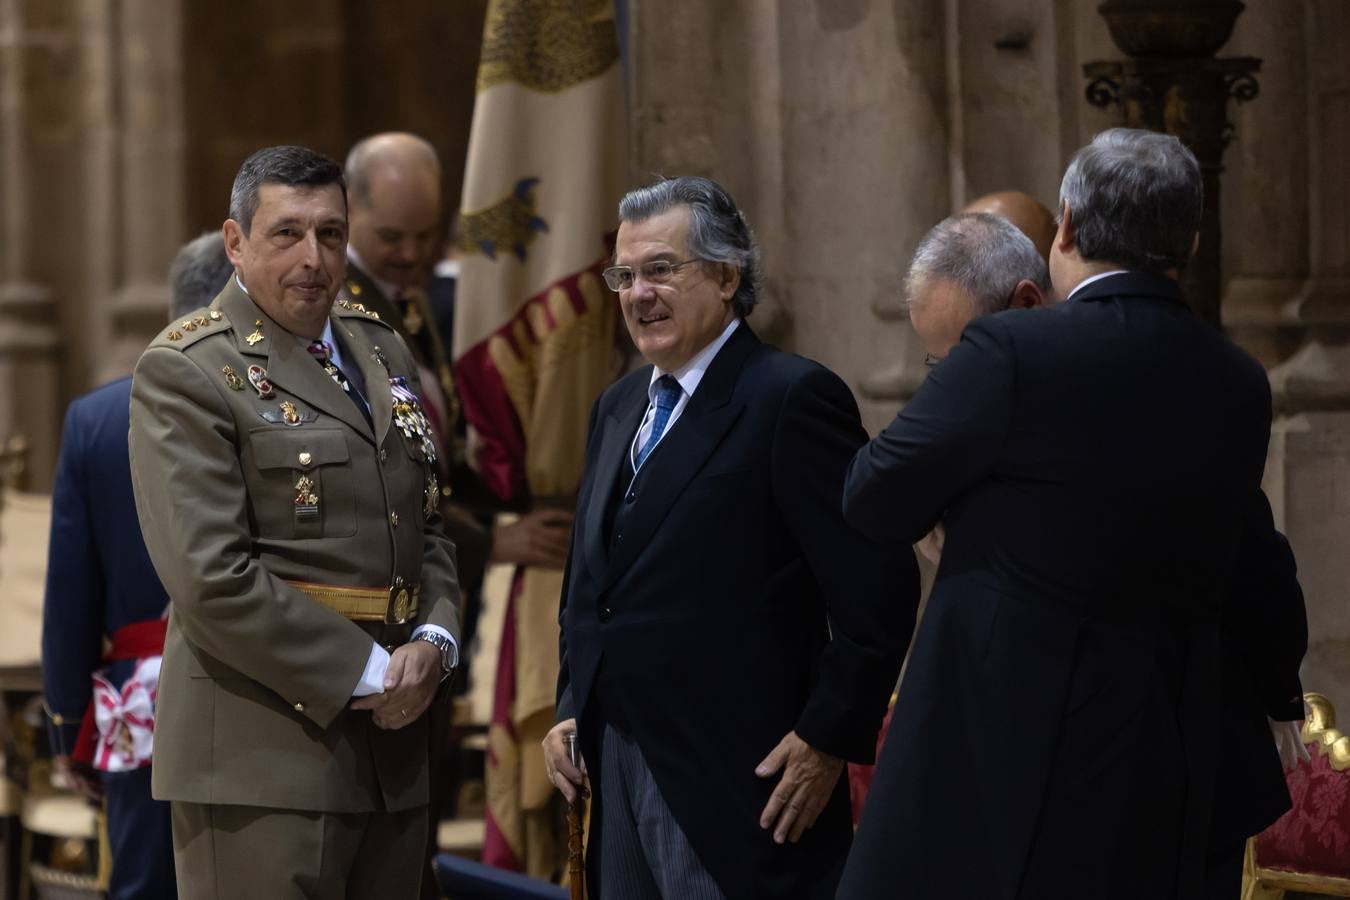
[285,580,420,625]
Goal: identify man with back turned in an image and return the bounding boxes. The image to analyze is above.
[840,129,1277,899]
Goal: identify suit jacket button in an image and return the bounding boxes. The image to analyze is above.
[625,491,636,504]
[599,606,612,622]
[293,701,305,712]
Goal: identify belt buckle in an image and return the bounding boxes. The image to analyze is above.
[387,583,412,625]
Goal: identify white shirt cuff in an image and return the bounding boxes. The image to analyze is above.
[353,642,391,697]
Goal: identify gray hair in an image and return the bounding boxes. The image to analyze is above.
[167,230,234,321]
[617,176,760,317]
[344,133,441,209]
[228,145,346,235]
[1059,128,1202,275]
[907,213,1052,316]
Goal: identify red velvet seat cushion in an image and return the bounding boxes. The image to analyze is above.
[1255,741,1350,879]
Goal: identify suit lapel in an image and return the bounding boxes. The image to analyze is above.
[601,324,758,589]
[581,382,647,584]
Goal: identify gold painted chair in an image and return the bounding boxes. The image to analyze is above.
[1243,693,1350,899]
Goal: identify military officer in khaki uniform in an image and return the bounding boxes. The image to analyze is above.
[129,145,460,899]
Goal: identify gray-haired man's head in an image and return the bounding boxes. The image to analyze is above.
[611,176,760,372]
[167,230,234,321]
[1055,128,1202,283]
[906,212,1053,361]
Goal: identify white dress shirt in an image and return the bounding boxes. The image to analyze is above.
[629,317,741,473]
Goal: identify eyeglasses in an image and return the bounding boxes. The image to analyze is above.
[602,258,701,292]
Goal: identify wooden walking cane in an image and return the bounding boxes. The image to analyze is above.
[565,731,587,900]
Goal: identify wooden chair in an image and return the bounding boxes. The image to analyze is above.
[1244,692,1350,898]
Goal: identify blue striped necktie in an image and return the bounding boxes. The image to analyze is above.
[636,375,682,468]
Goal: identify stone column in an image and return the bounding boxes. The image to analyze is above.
[779,0,951,435]
[1220,1,1310,367]
[0,0,65,490]
[101,0,185,383]
[1264,0,1350,712]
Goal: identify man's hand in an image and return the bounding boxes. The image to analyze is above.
[351,641,441,729]
[491,510,575,570]
[1270,717,1311,772]
[756,731,843,845]
[542,718,588,804]
[53,754,102,801]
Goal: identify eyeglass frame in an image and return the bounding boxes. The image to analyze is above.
[602,257,703,292]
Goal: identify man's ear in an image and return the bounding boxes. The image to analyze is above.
[1053,200,1076,255]
[719,262,741,302]
[222,220,246,268]
[1011,278,1049,309]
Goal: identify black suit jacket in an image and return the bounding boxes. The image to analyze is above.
[1212,490,1307,847]
[839,273,1273,900]
[557,324,918,900]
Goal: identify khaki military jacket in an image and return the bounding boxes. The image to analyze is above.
[129,278,460,813]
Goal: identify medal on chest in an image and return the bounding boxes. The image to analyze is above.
[389,376,438,465]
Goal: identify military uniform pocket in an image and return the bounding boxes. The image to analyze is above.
[245,428,358,539]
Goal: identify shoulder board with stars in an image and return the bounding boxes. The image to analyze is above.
[334,297,393,330]
[148,308,228,351]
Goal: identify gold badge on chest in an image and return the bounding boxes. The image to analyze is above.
[294,474,319,520]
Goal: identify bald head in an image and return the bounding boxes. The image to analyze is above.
[345,133,443,289]
[963,191,1056,262]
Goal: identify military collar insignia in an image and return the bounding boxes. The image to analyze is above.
[334,297,382,321]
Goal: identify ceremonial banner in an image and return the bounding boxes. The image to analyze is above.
[455,0,626,877]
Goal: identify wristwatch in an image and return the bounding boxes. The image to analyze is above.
[413,631,458,681]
